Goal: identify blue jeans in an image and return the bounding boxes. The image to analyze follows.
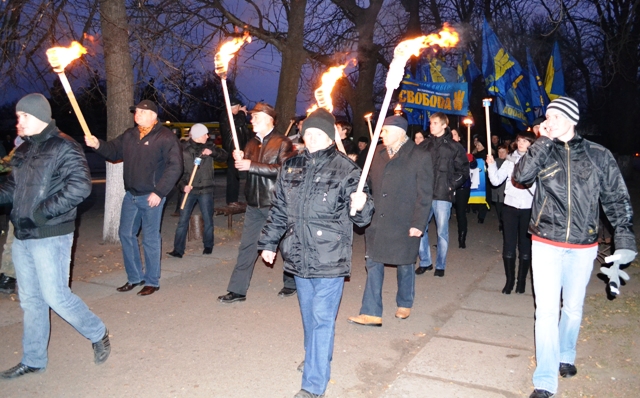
[419,200,452,270]
[172,192,214,254]
[295,276,344,396]
[13,233,106,368]
[531,240,598,393]
[119,192,166,287]
[360,258,415,317]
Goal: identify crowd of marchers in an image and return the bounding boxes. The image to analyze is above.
[0,94,635,398]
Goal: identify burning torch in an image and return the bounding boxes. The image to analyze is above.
[308,64,349,154]
[463,116,473,154]
[351,25,459,215]
[215,33,251,151]
[364,113,374,140]
[46,41,92,137]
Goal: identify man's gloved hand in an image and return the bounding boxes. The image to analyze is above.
[600,250,636,298]
[612,249,636,265]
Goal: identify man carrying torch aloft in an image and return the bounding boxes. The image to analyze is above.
[85,100,183,297]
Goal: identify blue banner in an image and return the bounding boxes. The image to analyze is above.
[399,79,469,116]
[469,158,489,207]
[544,42,565,101]
[527,48,549,110]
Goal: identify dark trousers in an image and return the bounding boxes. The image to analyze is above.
[172,192,214,255]
[454,186,470,233]
[226,205,296,295]
[494,201,504,228]
[226,157,240,204]
[502,205,532,259]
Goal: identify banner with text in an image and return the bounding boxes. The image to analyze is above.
[399,79,469,116]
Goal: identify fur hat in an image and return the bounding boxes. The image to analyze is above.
[16,93,52,123]
[300,108,335,141]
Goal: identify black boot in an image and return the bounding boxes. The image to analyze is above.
[515,257,531,294]
[502,257,516,294]
[458,231,467,249]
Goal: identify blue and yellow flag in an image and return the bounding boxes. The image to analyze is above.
[544,42,565,100]
[526,48,549,110]
[418,56,458,83]
[458,51,481,84]
[482,19,533,125]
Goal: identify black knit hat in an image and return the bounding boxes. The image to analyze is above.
[546,97,579,125]
[16,93,52,123]
[300,108,335,141]
[383,115,408,132]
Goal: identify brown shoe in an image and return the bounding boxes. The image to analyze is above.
[137,286,159,296]
[116,281,145,292]
[395,307,411,319]
[347,314,382,327]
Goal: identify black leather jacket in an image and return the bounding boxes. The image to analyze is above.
[513,134,635,251]
[0,121,91,240]
[258,145,374,278]
[244,130,294,208]
[420,131,469,202]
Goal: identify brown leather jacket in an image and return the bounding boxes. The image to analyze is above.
[244,130,294,208]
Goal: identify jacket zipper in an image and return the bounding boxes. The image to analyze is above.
[300,157,315,278]
[535,196,547,227]
[565,142,571,242]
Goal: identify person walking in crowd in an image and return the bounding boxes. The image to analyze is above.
[335,120,357,161]
[415,113,469,277]
[513,97,636,398]
[490,145,508,232]
[259,108,374,398]
[0,93,110,379]
[218,102,296,303]
[86,100,183,296]
[450,128,474,249]
[413,130,425,145]
[348,115,433,326]
[487,131,536,294]
[0,135,25,295]
[220,98,253,207]
[167,124,227,258]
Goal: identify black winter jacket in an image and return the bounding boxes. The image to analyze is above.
[178,140,227,195]
[220,110,253,154]
[0,121,91,240]
[420,131,469,202]
[513,134,635,251]
[244,130,294,208]
[258,145,374,278]
[95,122,183,197]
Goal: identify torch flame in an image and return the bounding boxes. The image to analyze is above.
[364,113,373,120]
[394,104,402,114]
[387,24,459,90]
[313,64,348,113]
[215,32,252,80]
[46,41,87,73]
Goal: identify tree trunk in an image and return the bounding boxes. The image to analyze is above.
[100,0,134,243]
[274,0,307,126]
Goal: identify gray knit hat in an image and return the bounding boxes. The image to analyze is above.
[16,93,52,123]
[546,97,579,125]
[301,108,335,141]
[383,115,408,132]
[190,123,209,139]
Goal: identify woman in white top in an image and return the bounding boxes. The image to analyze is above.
[486,131,537,294]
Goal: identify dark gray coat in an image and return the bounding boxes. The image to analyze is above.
[365,142,433,265]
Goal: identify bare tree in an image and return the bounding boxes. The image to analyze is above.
[99,0,134,243]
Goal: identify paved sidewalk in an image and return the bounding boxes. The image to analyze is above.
[0,176,637,397]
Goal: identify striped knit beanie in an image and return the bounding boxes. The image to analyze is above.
[546,97,579,125]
